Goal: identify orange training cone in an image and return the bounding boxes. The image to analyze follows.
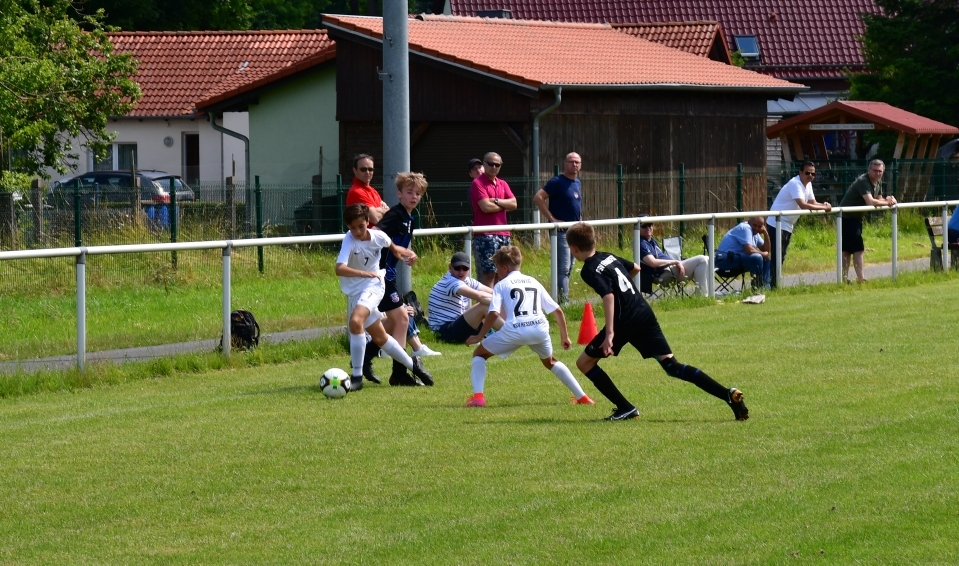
[578,302,599,345]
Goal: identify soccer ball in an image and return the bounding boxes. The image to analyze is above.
[319,368,351,398]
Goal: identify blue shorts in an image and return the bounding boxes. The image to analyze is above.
[473,234,511,275]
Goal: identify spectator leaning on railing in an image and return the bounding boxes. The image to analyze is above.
[838,159,896,284]
[766,161,832,288]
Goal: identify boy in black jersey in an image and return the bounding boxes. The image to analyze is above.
[364,172,434,388]
[565,222,749,421]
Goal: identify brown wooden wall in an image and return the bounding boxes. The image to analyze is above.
[334,39,532,122]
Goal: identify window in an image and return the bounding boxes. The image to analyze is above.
[732,35,761,60]
[91,143,138,171]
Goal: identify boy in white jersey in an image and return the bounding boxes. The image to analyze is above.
[335,204,419,391]
[464,245,594,407]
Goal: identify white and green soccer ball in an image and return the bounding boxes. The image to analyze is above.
[319,368,351,399]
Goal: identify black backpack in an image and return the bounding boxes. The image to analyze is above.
[403,290,428,326]
[229,310,260,350]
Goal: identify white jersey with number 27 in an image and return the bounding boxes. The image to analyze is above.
[489,271,559,330]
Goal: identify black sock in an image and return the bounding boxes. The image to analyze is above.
[679,364,728,401]
[585,365,633,410]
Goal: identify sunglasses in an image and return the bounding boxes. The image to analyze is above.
[485,161,502,168]
[452,265,470,272]
[802,171,816,177]
[357,167,374,173]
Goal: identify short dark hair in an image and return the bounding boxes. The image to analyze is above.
[565,222,595,252]
[801,160,816,171]
[352,153,374,169]
[343,203,369,225]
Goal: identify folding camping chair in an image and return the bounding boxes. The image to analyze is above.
[702,234,748,295]
[640,236,688,299]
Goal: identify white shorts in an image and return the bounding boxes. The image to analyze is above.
[347,281,386,330]
[481,321,553,359]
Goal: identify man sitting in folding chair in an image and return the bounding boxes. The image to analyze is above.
[638,220,709,297]
[716,218,771,292]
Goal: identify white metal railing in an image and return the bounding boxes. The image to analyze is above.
[1,200,956,372]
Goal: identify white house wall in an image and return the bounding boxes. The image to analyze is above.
[46,113,249,187]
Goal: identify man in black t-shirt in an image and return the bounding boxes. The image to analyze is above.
[565,222,749,422]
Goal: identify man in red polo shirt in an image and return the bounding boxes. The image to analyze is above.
[469,151,517,287]
[346,153,390,226]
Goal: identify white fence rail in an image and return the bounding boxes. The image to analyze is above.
[2,200,957,372]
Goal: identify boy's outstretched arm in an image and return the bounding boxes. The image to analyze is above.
[550,307,572,350]
[389,243,418,265]
[465,311,500,346]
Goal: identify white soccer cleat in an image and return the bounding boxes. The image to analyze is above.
[411,345,442,357]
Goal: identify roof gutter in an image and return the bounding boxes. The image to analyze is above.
[208,113,250,187]
[531,86,561,254]
[542,83,808,95]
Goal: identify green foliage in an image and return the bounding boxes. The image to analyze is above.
[0,0,141,176]
[0,171,30,192]
[849,0,959,131]
[729,50,746,67]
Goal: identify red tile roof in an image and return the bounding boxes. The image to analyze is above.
[108,31,333,117]
[611,22,728,61]
[322,15,803,92]
[767,101,959,137]
[449,0,882,81]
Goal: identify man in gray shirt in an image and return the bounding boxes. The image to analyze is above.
[838,159,897,283]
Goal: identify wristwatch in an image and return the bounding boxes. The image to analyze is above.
[493,198,500,206]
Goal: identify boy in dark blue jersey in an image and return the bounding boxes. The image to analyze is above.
[565,222,748,422]
[362,172,434,388]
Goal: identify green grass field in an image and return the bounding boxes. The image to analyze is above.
[2,280,957,563]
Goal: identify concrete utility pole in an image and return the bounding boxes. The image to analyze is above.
[381,0,412,293]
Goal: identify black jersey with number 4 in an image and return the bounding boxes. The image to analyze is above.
[580,251,653,325]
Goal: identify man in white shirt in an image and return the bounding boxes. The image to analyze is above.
[766,161,832,288]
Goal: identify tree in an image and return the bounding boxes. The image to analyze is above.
[0,0,140,177]
[850,0,959,131]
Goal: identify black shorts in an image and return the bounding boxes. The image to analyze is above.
[435,315,482,343]
[841,216,865,254]
[584,312,672,360]
[378,280,404,312]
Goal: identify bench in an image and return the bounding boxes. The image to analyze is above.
[924,216,959,271]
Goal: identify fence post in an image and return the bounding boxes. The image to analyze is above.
[707,217,715,298]
[736,163,743,212]
[74,177,82,247]
[222,243,232,355]
[678,163,686,238]
[617,164,624,249]
[835,212,843,284]
[336,174,344,231]
[891,159,898,200]
[255,175,263,274]
[170,177,178,269]
[943,204,950,269]
[464,228,473,278]
[550,226,558,300]
[31,179,44,245]
[76,250,86,373]
[891,206,898,281]
[632,220,641,290]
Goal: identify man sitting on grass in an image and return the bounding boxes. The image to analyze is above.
[427,252,503,344]
[565,222,749,422]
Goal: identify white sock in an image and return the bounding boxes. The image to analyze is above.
[380,336,413,370]
[349,333,366,377]
[550,361,586,399]
[471,356,487,395]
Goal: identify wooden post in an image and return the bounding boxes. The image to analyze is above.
[31,178,44,245]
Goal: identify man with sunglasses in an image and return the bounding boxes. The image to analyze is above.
[469,151,517,287]
[766,161,832,288]
[427,252,503,344]
[346,154,390,226]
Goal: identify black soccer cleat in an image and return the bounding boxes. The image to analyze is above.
[604,406,639,421]
[362,346,382,384]
[411,356,434,386]
[728,388,749,421]
[388,360,424,387]
[348,375,364,392]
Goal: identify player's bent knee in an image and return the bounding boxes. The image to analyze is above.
[658,356,683,378]
[540,357,556,369]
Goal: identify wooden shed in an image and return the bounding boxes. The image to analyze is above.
[323,14,804,224]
